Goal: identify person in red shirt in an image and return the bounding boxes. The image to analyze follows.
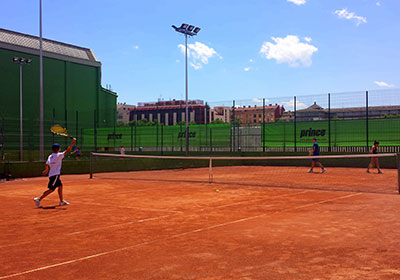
[367,140,383,174]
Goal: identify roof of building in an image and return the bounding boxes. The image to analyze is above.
[0,28,100,67]
[302,102,324,111]
[235,105,281,112]
[134,104,207,111]
[297,103,400,113]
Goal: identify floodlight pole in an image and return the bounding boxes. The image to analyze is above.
[184,33,189,155]
[39,0,44,161]
[13,57,32,161]
[172,23,200,156]
[19,64,23,161]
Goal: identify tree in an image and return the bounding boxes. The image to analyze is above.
[232,118,242,126]
[210,119,225,124]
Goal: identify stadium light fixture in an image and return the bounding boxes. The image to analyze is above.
[172,23,201,155]
[12,56,32,161]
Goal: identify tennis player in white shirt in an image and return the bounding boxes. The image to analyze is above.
[34,138,76,208]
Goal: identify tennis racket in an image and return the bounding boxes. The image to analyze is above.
[50,124,73,139]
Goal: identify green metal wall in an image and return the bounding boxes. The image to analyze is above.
[0,47,116,156]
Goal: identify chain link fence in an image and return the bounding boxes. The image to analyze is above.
[1,89,400,162]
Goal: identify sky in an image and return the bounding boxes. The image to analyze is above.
[1,0,399,109]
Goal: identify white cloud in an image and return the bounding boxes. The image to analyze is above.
[133,45,139,50]
[249,59,254,63]
[252,98,262,103]
[282,98,308,110]
[178,42,222,70]
[334,8,367,26]
[374,81,395,88]
[176,59,180,63]
[244,67,251,72]
[304,37,312,42]
[259,35,318,67]
[190,62,202,70]
[287,0,306,5]
[376,2,381,6]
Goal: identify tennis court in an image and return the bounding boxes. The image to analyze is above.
[1,166,400,279]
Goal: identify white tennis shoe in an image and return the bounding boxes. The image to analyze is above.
[59,200,70,206]
[34,197,40,208]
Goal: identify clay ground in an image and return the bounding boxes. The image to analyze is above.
[1,166,400,280]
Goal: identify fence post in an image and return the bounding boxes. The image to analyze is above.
[210,127,213,153]
[134,125,137,152]
[52,108,55,144]
[94,110,97,152]
[130,125,133,152]
[366,91,369,151]
[156,105,159,152]
[76,111,79,143]
[205,102,208,152]
[180,103,183,152]
[397,153,400,194]
[232,100,235,152]
[328,93,331,152]
[0,116,4,161]
[263,98,265,152]
[65,109,68,147]
[294,96,297,152]
[161,124,164,155]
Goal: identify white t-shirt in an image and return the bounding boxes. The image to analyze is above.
[46,152,65,177]
[120,147,125,155]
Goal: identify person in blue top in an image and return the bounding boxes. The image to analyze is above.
[307,138,326,173]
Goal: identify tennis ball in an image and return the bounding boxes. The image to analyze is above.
[216,189,220,192]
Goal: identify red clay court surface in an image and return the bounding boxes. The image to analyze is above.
[1,166,400,280]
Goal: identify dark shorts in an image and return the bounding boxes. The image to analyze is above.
[48,175,62,190]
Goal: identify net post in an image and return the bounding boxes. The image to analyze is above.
[366,91,369,152]
[294,96,297,152]
[208,158,213,184]
[397,153,400,194]
[263,98,265,153]
[89,152,93,179]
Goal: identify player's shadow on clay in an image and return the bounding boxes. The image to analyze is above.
[40,205,67,210]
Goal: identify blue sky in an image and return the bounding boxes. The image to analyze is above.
[1,0,399,108]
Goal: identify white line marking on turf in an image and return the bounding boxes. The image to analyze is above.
[0,192,360,279]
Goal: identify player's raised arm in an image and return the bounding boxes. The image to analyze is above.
[64,138,76,155]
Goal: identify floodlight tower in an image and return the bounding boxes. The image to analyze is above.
[12,57,32,161]
[172,23,201,155]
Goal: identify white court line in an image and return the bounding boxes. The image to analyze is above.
[0,190,308,249]
[211,190,310,210]
[74,201,183,214]
[0,214,171,249]
[0,192,361,279]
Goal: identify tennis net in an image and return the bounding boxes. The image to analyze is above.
[90,152,400,194]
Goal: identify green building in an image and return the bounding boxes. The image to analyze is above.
[0,28,117,159]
